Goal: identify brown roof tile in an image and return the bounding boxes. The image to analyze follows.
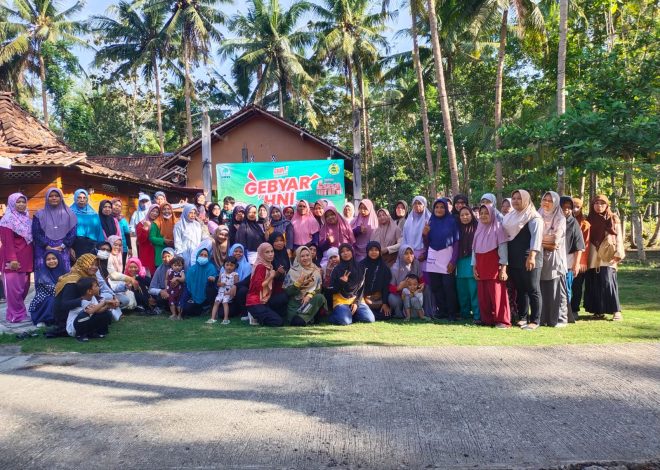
[87,155,170,180]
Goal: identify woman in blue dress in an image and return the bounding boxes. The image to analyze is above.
[28,249,66,326]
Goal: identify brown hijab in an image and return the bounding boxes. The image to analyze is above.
[154,203,176,241]
[587,194,617,248]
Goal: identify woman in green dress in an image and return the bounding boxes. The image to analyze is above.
[284,246,326,326]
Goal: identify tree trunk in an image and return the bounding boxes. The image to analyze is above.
[589,171,597,202]
[153,56,165,154]
[556,0,568,194]
[579,173,586,201]
[357,67,372,197]
[494,7,508,204]
[426,0,460,196]
[39,54,49,128]
[461,145,470,194]
[348,57,362,202]
[625,158,646,263]
[411,0,436,197]
[130,74,138,152]
[183,42,194,142]
[278,85,284,118]
[649,181,660,247]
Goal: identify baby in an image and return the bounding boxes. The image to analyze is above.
[167,256,186,320]
[402,273,426,321]
[208,257,239,325]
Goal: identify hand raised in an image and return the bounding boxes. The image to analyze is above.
[339,270,351,282]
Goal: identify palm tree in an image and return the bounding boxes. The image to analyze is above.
[221,0,314,119]
[0,0,87,127]
[493,0,545,202]
[141,0,229,142]
[92,1,169,153]
[556,0,568,193]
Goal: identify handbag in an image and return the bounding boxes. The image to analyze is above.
[597,234,617,263]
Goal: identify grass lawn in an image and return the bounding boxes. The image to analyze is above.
[3,263,658,354]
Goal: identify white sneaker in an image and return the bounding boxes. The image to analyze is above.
[554,322,568,328]
[240,315,249,321]
[36,322,46,328]
[205,319,217,324]
[221,319,230,325]
[248,313,259,326]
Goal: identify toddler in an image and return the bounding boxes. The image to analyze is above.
[208,257,239,325]
[167,256,186,320]
[402,273,426,321]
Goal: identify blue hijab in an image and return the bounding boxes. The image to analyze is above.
[70,189,104,241]
[428,198,459,251]
[35,249,67,285]
[186,247,218,304]
[226,243,251,280]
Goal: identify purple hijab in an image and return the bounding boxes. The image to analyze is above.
[35,188,78,241]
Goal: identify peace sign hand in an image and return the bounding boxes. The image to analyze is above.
[339,270,351,283]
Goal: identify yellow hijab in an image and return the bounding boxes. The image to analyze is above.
[54,254,98,296]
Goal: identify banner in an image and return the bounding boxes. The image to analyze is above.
[216,159,345,207]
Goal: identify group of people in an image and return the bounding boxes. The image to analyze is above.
[0,187,624,341]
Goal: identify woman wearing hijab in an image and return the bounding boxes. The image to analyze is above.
[98,199,120,241]
[402,196,431,261]
[228,204,245,245]
[124,257,152,310]
[129,193,151,235]
[291,200,320,249]
[424,198,460,321]
[70,189,105,257]
[342,202,355,224]
[388,244,424,319]
[538,191,568,327]
[224,243,252,318]
[207,203,222,234]
[502,190,543,330]
[370,208,402,267]
[570,197,591,315]
[319,207,356,265]
[111,199,133,265]
[0,193,33,323]
[312,201,326,226]
[182,247,218,317]
[480,193,504,222]
[472,205,510,327]
[235,204,267,264]
[245,242,286,326]
[258,203,270,224]
[351,199,378,262]
[147,247,176,313]
[174,204,205,269]
[326,244,373,325]
[194,193,207,222]
[149,203,176,267]
[269,231,291,295]
[136,205,159,275]
[584,195,624,320]
[360,241,393,321]
[560,196,586,321]
[106,235,139,311]
[284,246,326,326]
[456,206,480,322]
[392,200,409,232]
[52,253,100,335]
[28,249,66,326]
[501,198,513,215]
[266,205,294,254]
[452,194,469,218]
[208,225,230,268]
[32,187,77,273]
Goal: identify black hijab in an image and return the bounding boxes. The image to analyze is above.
[330,243,365,298]
[360,240,392,296]
[458,206,478,258]
[98,200,119,238]
[452,194,469,216]
[207,203,221,225]
[236,204,265,251]
[560,196,586,255]
[269,231,291,272]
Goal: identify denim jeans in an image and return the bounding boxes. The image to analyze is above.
[328,302,375,325]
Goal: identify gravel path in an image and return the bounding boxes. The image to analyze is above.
[1,343,659,469]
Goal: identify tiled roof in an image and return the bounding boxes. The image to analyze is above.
[87,155,170,180]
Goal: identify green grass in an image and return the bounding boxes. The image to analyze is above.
[3,263,658,354]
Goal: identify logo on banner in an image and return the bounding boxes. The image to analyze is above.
[244,170,321,205]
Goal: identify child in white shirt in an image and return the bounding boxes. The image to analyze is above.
[207,257,239,325]
[67,277,113,342]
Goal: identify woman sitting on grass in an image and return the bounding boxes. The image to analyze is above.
[327,244,374,326]
[181,247,218,318]
[360,241,392,321]
[29,250,66,327]
[284,246,326,326]
[245,243,286,327]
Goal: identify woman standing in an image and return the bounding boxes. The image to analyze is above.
[392,200,408,232]
[0,193,34,323]
[451,194,469,218]
[209,225,230,268]
[284,246,326,326]
[235,204,266,264]
[584,195,624,320]
[136,205,159,275]
[351,199,378,262]
[291,200,320,249]
[402,196,431,261]
[327,244,374,325]
[570,197,591,314]
[98,200,120,241]
[129,193,151,235]
[228,204,245,245]
[245,243,286,326]
[502,190,543,330]
[149,203,176,267]
[207,203,222,234]
[456,206,480,322]
[70,189,104,257]
[360,241,392,320]
[193,193,207,222]
[319,207,355,265]
[32,187,77,273]
[174,204,205,269]
[370,208,402,267]
[472,205,510,328]
[111,198,133,264]
[29,250,66,326]
[342,202,355,224]
[539,191,568,327]
[424,198,460,321]
[560,196,586,320]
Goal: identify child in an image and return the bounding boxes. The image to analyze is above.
[167,256,186,320]
[208,257,239,325]
[401,273,426,321]
[221,196,235,225]
[66,278,113,342]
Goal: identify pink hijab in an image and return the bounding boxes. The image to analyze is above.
[0,192,32,243]
[253,242,273,303]
[351,199,379,260]
[291,200,319,245]
[473,205,508,254]
[124,256,147,277]
[319,207,355,247]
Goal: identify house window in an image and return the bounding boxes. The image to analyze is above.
[102,183,119,193]
[2,170,41,180]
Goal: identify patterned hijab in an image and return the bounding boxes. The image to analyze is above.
[54,253,98,296]
[0,192,32,243]
[284,246,322,299]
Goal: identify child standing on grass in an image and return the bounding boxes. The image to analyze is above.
[167,256,185,320]
[208,256,239,325]
[401,273,426,321]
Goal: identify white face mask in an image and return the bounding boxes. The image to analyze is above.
[97,251,110,260]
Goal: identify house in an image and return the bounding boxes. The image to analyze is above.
[0,92,198,217]
[163,105,354,199]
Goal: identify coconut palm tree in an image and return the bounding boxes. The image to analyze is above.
[221,0,315,119]
[92,1,169,153]
[556,0,568,193]
[0,0,87,127]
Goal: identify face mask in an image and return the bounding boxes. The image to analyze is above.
[197,257,209,266]
[97,251,110,260]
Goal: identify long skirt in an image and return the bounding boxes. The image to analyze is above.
[477,279,510,326]
[3,271,30,323]
[584,267,621,315]
[540,275,569,326]
[28,283,56,325]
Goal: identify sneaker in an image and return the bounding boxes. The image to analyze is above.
[613,312,623,321]
[76,335,89,343]
[36,322,46,328]
[248,313,259,326]
[205,319,217,324]
[554,322,568,328]
[240,315,249,321]
[221,319,230,325]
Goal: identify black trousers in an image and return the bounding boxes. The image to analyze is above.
[428,272,458,320]
[571,271,585,313]
[73,310,113,337]
[182,283,217,317]
[229,276,251,317]
[508,266,542,324]
[247,303,284,326]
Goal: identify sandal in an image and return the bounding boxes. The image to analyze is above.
[523,323,539,331]
[613,312,623,321]
[516,320,528,327]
